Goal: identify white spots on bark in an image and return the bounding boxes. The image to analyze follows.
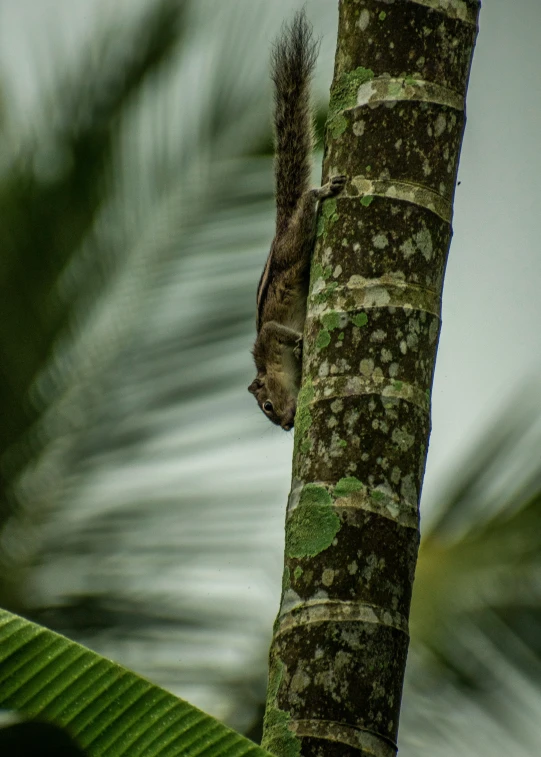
[400,225,433,262]
[353,119,366,137]
[360,358,375,377]
[331,399,344,413]
[319,359,330,378]
[358,8,370,31]
[434,112,447,137]
[362,552,385,583]
[367,286,392,308]
[400,238,415,260]
[322,568,335,587]
[291,668,310,695]
[322,246,333,266]
[345,407,360,433]
[415,227,433,261]
[372,418,389,434]
[372,233,389,249]
[371,329,387,343]
[335,358,352,374]
[407,331,419,351]
[401,473,418,505]
[356,80,378,107]
[392,427,415,451]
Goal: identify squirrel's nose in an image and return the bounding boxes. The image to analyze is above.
[282,415,295,431]
[281,403,296,431]
[282,405,296,431]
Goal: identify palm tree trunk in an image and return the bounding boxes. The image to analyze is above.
[262,1,480,755]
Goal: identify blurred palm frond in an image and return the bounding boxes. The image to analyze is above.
[0,0,187,598]
[403,400,541,754]
[0,0,306,732]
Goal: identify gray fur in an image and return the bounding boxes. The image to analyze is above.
[249,10,345,430]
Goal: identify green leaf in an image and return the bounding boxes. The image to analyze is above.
[0,608,270,757]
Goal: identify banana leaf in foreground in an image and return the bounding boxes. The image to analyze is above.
[0,609,270,757]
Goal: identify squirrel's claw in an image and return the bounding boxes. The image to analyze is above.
[329,174,347,192]
[317,175,347,199]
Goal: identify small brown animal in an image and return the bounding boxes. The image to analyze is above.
[248,10,345,430]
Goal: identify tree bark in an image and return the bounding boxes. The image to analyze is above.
[261,1,480,755]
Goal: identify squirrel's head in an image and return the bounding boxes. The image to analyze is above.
[248,373,296,430]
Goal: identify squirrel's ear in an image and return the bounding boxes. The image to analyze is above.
[248,378,262,395]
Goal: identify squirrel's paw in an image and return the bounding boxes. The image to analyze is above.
[329,174,347,193]
[293,337,304,361]
[318,175,346,199]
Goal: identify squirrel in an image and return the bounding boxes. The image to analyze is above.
[248,10,346,430]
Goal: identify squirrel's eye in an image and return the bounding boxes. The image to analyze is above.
[263,400,273,413]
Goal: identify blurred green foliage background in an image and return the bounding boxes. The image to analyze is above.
[1,0,541,753]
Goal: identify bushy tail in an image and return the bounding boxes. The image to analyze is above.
[271,10,319,232]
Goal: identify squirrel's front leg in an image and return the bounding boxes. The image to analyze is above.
[297,175,347,226]
[272,175,347,270]
[257,321,303,364]
[259,321,302,348]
